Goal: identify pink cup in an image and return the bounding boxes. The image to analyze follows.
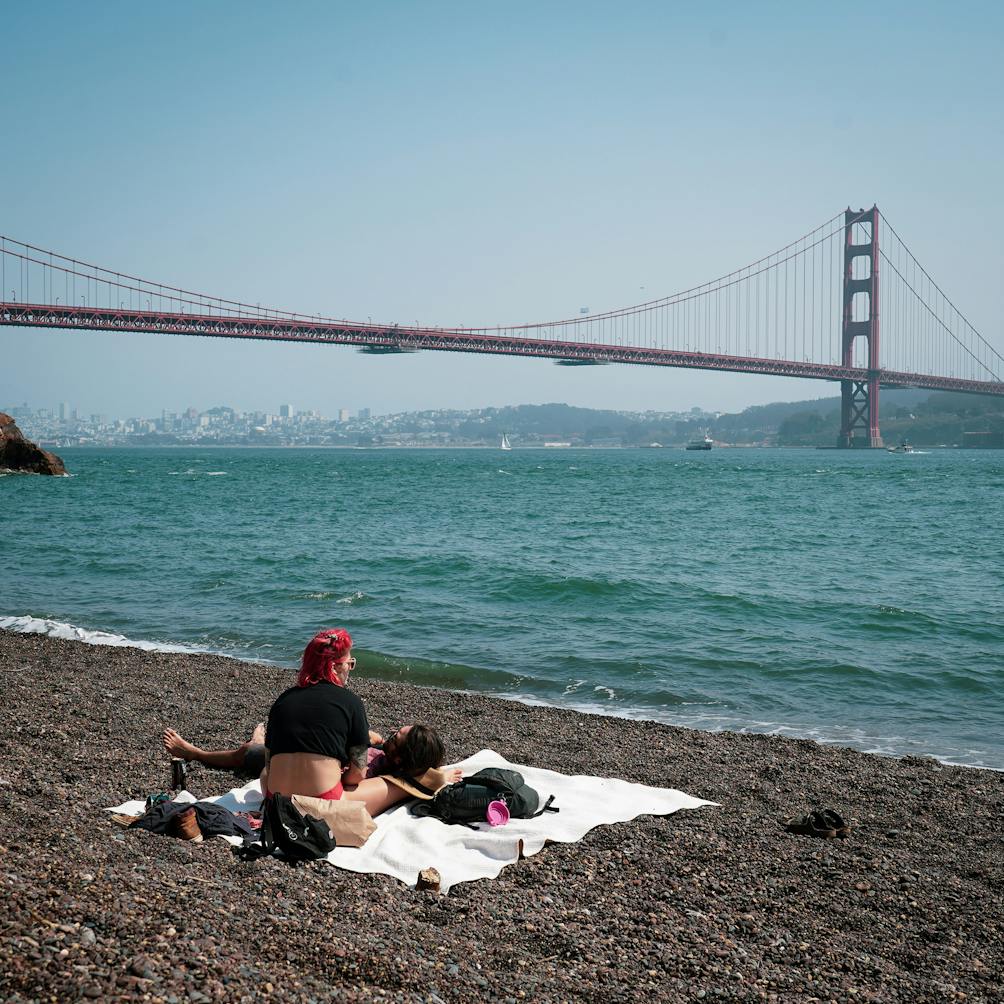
[486,800,510,827]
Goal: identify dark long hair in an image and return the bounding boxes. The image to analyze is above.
[393,724,446,776]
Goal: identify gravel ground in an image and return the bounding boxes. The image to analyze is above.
[1,629,1002,1003]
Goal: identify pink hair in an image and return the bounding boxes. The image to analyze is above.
[297,628,353,687]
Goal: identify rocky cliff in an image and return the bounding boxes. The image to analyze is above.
[0,413,67,475]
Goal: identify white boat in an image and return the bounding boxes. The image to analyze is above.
[685,433,713,451]
[887,440,915,454]
[500,432,512,451]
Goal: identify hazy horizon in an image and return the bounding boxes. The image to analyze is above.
[5,389,847,423]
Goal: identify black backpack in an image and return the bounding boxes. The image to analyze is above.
[235,794,337,864]
[410,768,558,827]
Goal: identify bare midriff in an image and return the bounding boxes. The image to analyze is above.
[264,752,345,799]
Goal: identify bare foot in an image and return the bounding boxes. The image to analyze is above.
[251,721,266,745]
[162,728,200,761]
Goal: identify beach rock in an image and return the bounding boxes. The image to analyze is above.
[417,867,441,893]
[0,413,66,475]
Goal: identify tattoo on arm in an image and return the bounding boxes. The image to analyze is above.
[348,744,369,771]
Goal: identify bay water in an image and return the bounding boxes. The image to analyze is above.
[3,447,1002,768]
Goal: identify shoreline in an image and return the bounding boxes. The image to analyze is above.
[2,629,1002,1002]
[31,442,984,451]
[2,613,995,772]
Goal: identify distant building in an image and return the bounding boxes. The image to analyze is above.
[338,408,350,422]
[59,402,69,421]
[358,407,371,421]
[279,404,292,419]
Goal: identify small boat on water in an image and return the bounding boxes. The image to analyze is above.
[887,440,915,454]
[685,433,713,451]
[500,432,512,451]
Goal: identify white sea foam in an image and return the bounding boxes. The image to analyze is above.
[206,471,227,476]
[336,591,368,605]
[0,614,212,656]
[496,692,1002,771]
[0,469,71,477]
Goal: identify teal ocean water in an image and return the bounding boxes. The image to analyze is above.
[3,447,1002,768]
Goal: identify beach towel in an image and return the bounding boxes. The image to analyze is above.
[108,749,716,892]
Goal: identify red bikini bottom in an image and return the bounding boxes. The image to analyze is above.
[264,780,344,801]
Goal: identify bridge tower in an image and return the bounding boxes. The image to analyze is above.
[838,205,883,448]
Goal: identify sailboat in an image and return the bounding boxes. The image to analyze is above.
[500,432,512,451]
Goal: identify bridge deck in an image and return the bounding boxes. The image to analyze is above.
[2,302,1002,398]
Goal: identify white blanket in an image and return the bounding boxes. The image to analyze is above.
[109,749,716,892]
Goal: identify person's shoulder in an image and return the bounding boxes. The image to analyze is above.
[338,684,366,713]
[314,681,364,708]
[270,684,300,706]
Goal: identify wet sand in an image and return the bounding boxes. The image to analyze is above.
[1,629,1001,1002]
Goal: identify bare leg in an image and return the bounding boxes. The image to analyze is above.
[162,728,249,770]
[341,777,412,817]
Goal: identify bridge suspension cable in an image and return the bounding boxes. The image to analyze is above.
[1,207,1001,395]
[877,213,1003,383]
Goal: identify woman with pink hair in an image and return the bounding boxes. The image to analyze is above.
[261,628,459,816]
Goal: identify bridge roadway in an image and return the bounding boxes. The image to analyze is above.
[3,301,1002,398]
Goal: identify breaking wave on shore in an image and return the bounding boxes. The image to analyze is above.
[2,611,999,770]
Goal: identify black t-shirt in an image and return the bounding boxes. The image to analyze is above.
[265,681,369,766]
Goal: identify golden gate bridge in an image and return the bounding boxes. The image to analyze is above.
[2,206,1001,447]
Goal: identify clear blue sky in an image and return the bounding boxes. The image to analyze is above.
[2,1,1002,418]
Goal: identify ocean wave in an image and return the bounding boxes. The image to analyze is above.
[337,590,371,605]
[0,469,72,478]
[484,571,650,603]
[494,694,1002,771]
[0,614,215,656]
[2,611,1000,770]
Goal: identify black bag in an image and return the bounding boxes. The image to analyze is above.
[410,768,557,827]
[235,794,337,863]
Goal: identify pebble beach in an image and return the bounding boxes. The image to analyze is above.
[2,629,1002,1003]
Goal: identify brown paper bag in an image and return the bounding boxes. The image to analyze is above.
[290,794,376,848]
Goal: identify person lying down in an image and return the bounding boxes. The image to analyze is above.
[162,721,461,817]
[163,628,461,817]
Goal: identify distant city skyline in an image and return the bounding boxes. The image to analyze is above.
[3,388,828,427]
[2,3,1002,417]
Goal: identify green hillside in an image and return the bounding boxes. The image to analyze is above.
[773,391,1004,447]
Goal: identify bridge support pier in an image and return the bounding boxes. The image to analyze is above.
[838,206,883,448]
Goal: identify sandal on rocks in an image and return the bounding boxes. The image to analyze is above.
[818,808,851,838]
[784,810,837,838]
